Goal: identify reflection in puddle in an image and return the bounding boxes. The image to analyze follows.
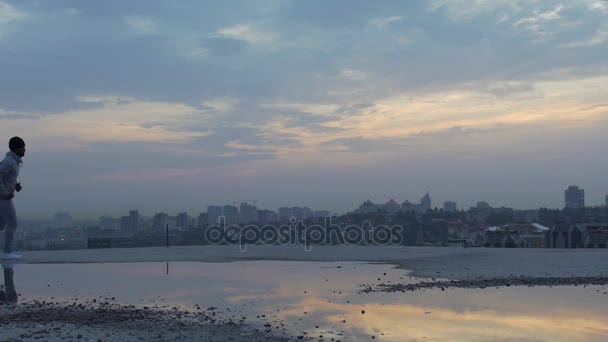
[5,261,608,341]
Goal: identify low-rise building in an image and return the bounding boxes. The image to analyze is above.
[545,222,608,248]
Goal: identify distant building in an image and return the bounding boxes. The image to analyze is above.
[120,216,130,231]
[565,185,585,209]
[357,200,378,215]
[384,199,401,213]
[581,224,608,248]
[476,201,491,209]
[301,207,313,220]
[152,212,168,231]
[605,194,608,207]
[289,207,312,221]
[207,206,223,225]
[197,212,208,227]
[420,192,432,212]
[482,228,528,248]
[312,210,330,219]
[513,210,540,223]
[401,200,415,212]
[176,212,189,229]
[546,222,608,248]
[257,209,278,224]
[443,201,458,213]
[223,205,239,225]
[483,223,549,248]
[278,207,292,222]
[99,216,119,230]
[120,210,140,231]
[240,203,258,224]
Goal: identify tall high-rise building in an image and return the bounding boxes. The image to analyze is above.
[443,201,458,213]
[278,207,293,222]
[257,209,278,225]
[152,212,168,231]
[198,212,208,227]
[565,185,585,209]
[207,206,223,225]
[121,210,140,230]
[176,212,190,229]
[420,192,432,211]
[240,203,259,224]
[605,193,608,207]
[223,205,239,225]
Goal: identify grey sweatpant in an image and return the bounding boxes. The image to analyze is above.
[0,199,17,254]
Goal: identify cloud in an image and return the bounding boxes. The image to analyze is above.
[562,23,608,47]
[0,110,39,120]
[75,95,136,105]
[513,5,563,27]
[416,125,511,139]
[202,97,240,113]
[369,16,403,28]
[340,69,372,81]
[216,24,276,44]
[513,5,563,37]
[0,96,212,147]
[0,0,26,40]
[319,136,415,153]
[582,104,608,111]
[261,101,340,116]
[124,15,157,34]
[473,81,537,99]
[427,0,530,21]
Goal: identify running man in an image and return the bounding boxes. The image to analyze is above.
[0,137,26,260]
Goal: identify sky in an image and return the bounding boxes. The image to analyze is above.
[1,0,608,219]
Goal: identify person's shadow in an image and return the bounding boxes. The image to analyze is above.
[0,264,17,303]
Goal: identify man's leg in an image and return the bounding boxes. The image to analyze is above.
[0,200,17,254]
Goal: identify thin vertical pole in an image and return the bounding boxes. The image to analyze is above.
[166,223,169,248]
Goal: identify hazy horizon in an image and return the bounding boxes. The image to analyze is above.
[1,0,608,219]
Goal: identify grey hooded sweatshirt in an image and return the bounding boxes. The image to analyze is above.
[0,151,22,198]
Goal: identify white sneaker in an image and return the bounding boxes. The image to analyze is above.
[2,253,22,260]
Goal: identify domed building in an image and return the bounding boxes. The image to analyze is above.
[357,200,379,215]
[384,199,401,213]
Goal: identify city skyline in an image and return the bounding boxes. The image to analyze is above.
[26,185,608,221]
[1,1,608,218]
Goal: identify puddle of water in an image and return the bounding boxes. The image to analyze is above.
[2,261,608,342]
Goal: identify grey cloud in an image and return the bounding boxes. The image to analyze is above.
[417,125,511,139]
[0,112,39,120]
[582,104,608,111]
[333,103,376,117]
[319,136,417,153]
[480,82,536,98]
[189,125,301,155]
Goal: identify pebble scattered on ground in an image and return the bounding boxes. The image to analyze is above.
[0,298,289,342]
[361,275,608,293]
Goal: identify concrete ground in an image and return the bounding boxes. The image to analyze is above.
[4,246,608,341]
[13,245,608,279]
